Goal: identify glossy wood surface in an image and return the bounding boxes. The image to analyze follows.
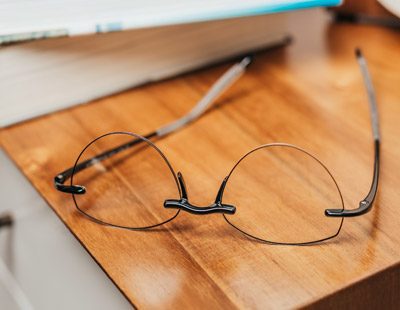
[1,10,400,309]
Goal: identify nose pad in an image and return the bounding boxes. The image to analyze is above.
[177,172,228,203]
[214,176,228,204]
[177,172,188,200]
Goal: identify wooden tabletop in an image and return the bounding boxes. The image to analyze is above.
[1,10,400,309]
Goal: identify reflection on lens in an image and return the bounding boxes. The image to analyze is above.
[222,143,344,244]
[71,132,180,229]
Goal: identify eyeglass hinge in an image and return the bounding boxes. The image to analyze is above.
[54,177,86,194]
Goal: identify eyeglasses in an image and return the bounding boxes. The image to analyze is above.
[54,49,380,245]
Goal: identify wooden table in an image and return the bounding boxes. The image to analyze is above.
[1,10,400,309]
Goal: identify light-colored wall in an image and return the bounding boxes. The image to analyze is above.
[0,150,132,310]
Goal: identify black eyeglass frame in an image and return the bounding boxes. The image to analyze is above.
[54,49,380,244]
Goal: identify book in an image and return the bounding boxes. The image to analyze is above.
[0,0,341,45]
[0,1,341,127]
[0,14,289,126]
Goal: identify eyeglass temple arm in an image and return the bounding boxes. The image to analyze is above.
[54,57,252,194]
[325,48,380,217]
[54,132,156,194]
[156,56,252,136]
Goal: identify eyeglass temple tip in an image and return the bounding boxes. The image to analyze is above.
[239,56,253,68]
[355,47,362,58]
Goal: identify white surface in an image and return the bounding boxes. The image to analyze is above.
[0,14,287,126]
[0,149,132,310]
[378,0,400,17]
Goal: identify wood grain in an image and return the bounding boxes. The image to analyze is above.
[1,10,400,309]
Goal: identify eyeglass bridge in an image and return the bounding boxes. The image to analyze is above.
[164,198,236,215]
[164,172,236,215]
